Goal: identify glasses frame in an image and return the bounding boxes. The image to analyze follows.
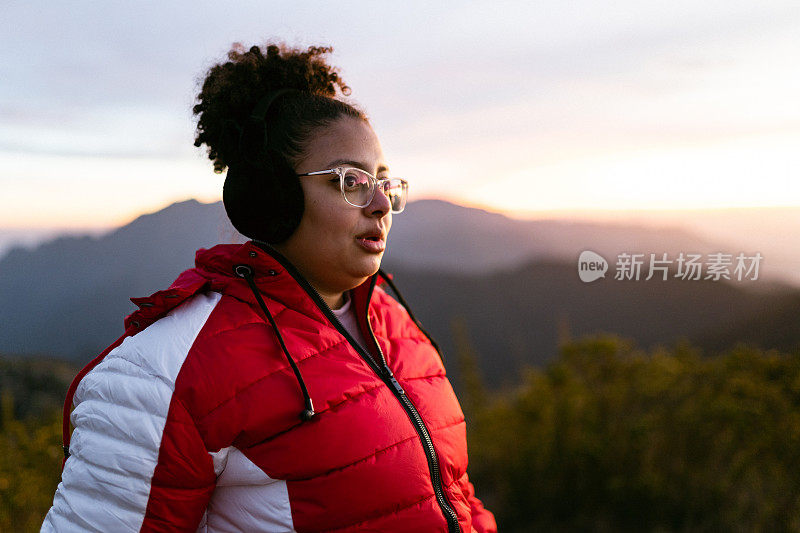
[297,166,409,214]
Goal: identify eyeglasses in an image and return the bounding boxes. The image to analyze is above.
[297,167,409,213]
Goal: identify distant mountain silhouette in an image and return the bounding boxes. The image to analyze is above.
[0,200,240,358]
[0,198,797,389]
[386,199,721,273]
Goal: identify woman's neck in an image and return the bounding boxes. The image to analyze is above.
[318,289,345,310]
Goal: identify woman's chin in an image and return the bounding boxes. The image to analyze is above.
[347,256,383,281]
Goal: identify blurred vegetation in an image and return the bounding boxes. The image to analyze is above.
[5,333,800,531]
[456,325,800,532]
[0,356,71,532]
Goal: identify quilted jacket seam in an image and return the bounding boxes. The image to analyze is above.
[194,337,358,422]
[322,491,439,532]
[397,373,448,382]
[226,286,336,331]
[246,382,386,445]
[294,416,466,482]
[381,334,431,342]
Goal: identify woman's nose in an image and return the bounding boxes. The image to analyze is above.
[366,183,391,217]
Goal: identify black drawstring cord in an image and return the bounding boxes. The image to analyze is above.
[377,269,444,362]
[235,264,315,421]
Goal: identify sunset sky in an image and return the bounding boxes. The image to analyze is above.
[1,0,799,233]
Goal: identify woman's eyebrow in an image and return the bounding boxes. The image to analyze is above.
[325,159,389,174]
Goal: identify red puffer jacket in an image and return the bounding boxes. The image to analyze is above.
[43,241,497,532]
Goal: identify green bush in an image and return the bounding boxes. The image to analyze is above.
[464,335,800,532]
[0,393,63,532]
[0,356,71,531]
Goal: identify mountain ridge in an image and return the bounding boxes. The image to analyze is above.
[1,198,797,389]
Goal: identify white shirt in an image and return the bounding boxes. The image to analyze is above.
[331,290,368,352]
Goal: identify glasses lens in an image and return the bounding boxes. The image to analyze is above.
[384,179,408,213]
[342,168,373,207]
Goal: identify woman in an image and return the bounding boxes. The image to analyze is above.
[43,43,496,532]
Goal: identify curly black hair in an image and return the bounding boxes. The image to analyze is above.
[193,42,365,173]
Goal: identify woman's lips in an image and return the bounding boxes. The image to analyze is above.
[356,237,386,253]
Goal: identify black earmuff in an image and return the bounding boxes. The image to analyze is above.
[223,89,305,244]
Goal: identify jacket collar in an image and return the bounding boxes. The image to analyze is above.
[126,241,384,331]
